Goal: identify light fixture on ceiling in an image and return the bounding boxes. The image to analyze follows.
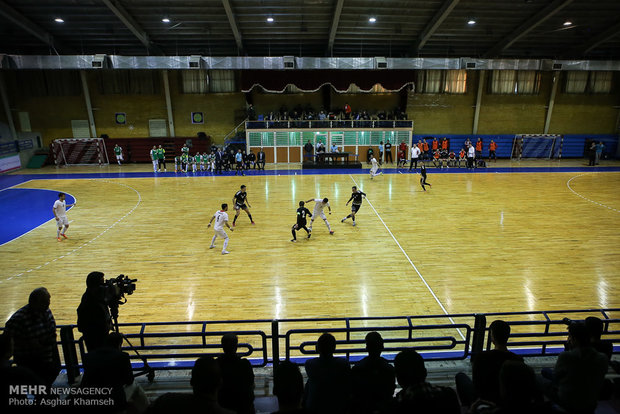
[369,17,377,23]
[162,17,170,23]
[467,19,476,25]
[563,21,572,26]
[54,18,64,23]
[267,17,274,23]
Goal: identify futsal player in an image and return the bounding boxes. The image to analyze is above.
[53,192,75,242]
[306,198,334,235]
[369,156,382,179]
[113,144,123,165]
[232,185,255,226]
[207,203,234,255]
[420,164,432,191]
[291,201,312,242]
[342,186,366,226]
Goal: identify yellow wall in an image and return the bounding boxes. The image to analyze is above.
[3,69,618,148]
[252,91,323,115]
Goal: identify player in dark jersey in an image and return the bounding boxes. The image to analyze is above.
[420,164,432,191]
[232,184,255,226]
[291,201,312,242]
[341,186,367,226]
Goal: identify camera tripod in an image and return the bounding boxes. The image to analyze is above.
[110,304,155,383]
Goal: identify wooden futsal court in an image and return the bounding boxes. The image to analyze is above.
[1,163,619,335]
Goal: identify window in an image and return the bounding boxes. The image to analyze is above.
[444,70,467,93]
[588,71,612,94]
[565,71,588,94]
[209,70,236,93]
[98,70,160,94]
[416,70,467,94]
[181,70,208,93]
[490,70,540,94]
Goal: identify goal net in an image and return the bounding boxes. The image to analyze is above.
[52,138,109,166]
[511,134,563,160]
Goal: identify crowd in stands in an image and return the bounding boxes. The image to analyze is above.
[248,103,408,122]
[1,287,618,413]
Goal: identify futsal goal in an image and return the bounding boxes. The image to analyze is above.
[511,134,563,160]
[52,138,109,166]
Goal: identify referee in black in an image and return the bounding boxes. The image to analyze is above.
[291,201,312,242]
[341,186,367,226]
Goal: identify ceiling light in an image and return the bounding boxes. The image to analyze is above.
[267,17,274,23]
[563,21,572,26]
[162,17,170,23]
[369,17,377,23]
[467,19,476,25]
[54,18,64,23]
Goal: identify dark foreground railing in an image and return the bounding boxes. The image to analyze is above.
[4,309,618,384]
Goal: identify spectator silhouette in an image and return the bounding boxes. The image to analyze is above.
[77,271,112,352]
[80,332,135,411]
[542,321,608,413]
[272,360,306,413]
[4,287,60,387]
[1,332,45,412]
[217,333,255,414]
[148,356,234,414]
[394,349,460,414]
[303,333,351,414]
[351,332,395,414]
[585,316,612,360]
[469,360,548,414]
[456,320,523,407]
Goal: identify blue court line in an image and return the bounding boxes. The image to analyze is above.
[1,165,619,191]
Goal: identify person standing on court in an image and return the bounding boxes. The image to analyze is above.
[384,140,393,163]
[257,148,266,170]
[208,203,234,255]
[409,143,421,172]
[467,143,476,169]
[113,144,123,165]
[489,140,497,162]
[291,201,312,242]
[157,144,166,172]
[150,145,158,172]
[53,192,75,242]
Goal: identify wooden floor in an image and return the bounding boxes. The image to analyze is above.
[1,163,620,334]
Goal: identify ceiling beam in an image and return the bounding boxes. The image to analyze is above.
[221,0,244,53]
[102,0,163,55]
[0,0,67,52]
[569,20,620,56]
[326,0,345,56]
[485,0,575,57]
[412,0,460,55]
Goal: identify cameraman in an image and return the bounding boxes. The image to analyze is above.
[77,271,112,352]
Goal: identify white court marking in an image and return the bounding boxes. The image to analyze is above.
[567,173,620,213]
[1,180,142,283]
[348,174,466,341]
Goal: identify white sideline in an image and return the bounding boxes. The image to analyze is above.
[1,179,142,283]
[348,174,466,341]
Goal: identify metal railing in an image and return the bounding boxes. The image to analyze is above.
[246,120,413,130]
[4,308,617,383]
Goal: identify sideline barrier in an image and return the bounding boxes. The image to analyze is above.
[4,308,616,380]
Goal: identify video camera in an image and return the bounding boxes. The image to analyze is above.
[103,274,137,309]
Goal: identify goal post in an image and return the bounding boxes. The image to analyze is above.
[52,138,109,166]
[511,134,563,160]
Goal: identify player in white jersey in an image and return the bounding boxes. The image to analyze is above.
[207,203,234,254]
[305,197,334,235]
[369,156,383,179]
[53,192,75,242]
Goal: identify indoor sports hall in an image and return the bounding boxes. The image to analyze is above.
[1,1,620,412]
